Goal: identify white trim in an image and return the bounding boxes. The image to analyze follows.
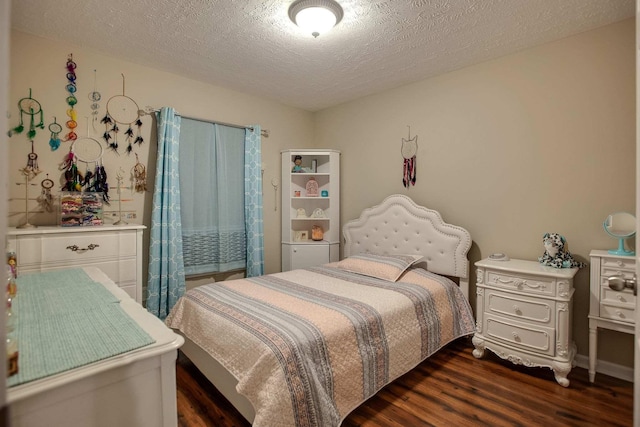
[574,354,633,383]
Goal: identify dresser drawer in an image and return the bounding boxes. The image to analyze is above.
[601,257,635,271]
[599,304,635,323]
[16,231,138,267]
[485,314,555,356]
[485,270,556,297]
[601,268,636,281]
[600,287,635,307]
[485,290,553,325]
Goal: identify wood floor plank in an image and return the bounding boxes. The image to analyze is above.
[176,338,633,426]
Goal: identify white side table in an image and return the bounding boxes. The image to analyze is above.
[588,250,635,382]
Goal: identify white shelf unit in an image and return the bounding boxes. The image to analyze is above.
[281,149,340,271]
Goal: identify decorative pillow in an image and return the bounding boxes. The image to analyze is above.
[336,253,425,282]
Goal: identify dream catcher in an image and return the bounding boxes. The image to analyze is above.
[401,126,417,188]
[132,153,147,193]
[102,74,144,154]
[37,174,55,213]
[63,54,79,143]
[59,122,109,203]
[8,89,45,139]
[48,117,62,150]
[88,69,102,132]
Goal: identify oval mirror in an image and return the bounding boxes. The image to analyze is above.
[603,212,636,256]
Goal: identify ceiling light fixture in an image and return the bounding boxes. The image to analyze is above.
[288,0,343,38]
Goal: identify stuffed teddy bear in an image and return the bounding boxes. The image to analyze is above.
[538,232,586,269]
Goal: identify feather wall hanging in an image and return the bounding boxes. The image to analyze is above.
[401,126,417,188]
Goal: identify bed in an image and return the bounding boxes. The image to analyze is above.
[166,194,475,426]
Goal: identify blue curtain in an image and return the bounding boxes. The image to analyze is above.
[146,107,186,320]
[179,119,246,275]
[244,125,264,277]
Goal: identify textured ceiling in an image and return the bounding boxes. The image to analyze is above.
[11,0,635,112]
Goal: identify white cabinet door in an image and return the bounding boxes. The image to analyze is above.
[289,244,330,270]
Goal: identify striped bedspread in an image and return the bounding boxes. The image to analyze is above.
[166,265,475,427]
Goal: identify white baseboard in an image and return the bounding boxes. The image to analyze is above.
[574,354,633,383]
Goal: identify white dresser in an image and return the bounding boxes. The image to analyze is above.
[7,224,146,304]
[588,250,636,383]
[7,267,184,427]
[472,258,579,387]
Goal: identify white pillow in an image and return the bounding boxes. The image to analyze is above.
[335,253,424,282]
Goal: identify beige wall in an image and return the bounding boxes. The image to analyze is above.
[8,29,315,279]
[8,18,636,369]
[316,19,636,367]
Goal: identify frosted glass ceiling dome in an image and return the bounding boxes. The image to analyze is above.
[288,0,344,38]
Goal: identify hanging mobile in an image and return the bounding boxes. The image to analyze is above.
[48,117,63,151]
[88,69,102,132]
[401,125,418,188]
[103,74,143,154]
[37,174,55,213]
[132,153,147,193]
[8,89,45,139]
[63,54,79,142]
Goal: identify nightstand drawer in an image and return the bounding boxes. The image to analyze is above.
[599,304,635,323]
[485,271,555,297]
[485,315,555,356]
[600,287,635,307]
[485,290,553,325]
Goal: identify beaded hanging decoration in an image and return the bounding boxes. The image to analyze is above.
[48,117,62,151]
[132,153,147,192]
[60,121,108,203]
[8,89,44,139]
[8,89,44,181]
[59,149,81,191]
[88,69,102,132]
[20,147,41,181]
[401,126,417,188]
[37,175,55,213]
[63,54,79,143]
[102,74,143,154]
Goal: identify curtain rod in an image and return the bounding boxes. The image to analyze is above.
[147,108,270,138]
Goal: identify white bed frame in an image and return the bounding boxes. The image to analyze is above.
[180,194,473,423]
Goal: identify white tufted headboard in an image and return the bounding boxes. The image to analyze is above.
[342,194,472,298]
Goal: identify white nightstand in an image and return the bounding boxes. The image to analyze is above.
[472,258,579,387]
[588,250,636,383]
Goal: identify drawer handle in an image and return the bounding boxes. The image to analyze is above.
[66,244,100,253]
[617,295,626,302]
[513,305,521,314]
[496,278,540,290]
[616,310,625,319]
[512,332,520,342]
[616,260,624,267]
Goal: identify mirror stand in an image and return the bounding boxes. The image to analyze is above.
[603,212,636,257]
[609,237,635,256]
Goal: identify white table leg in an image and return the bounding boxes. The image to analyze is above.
[588,321,597,383]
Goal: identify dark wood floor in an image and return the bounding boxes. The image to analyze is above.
[176,337,633,426]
